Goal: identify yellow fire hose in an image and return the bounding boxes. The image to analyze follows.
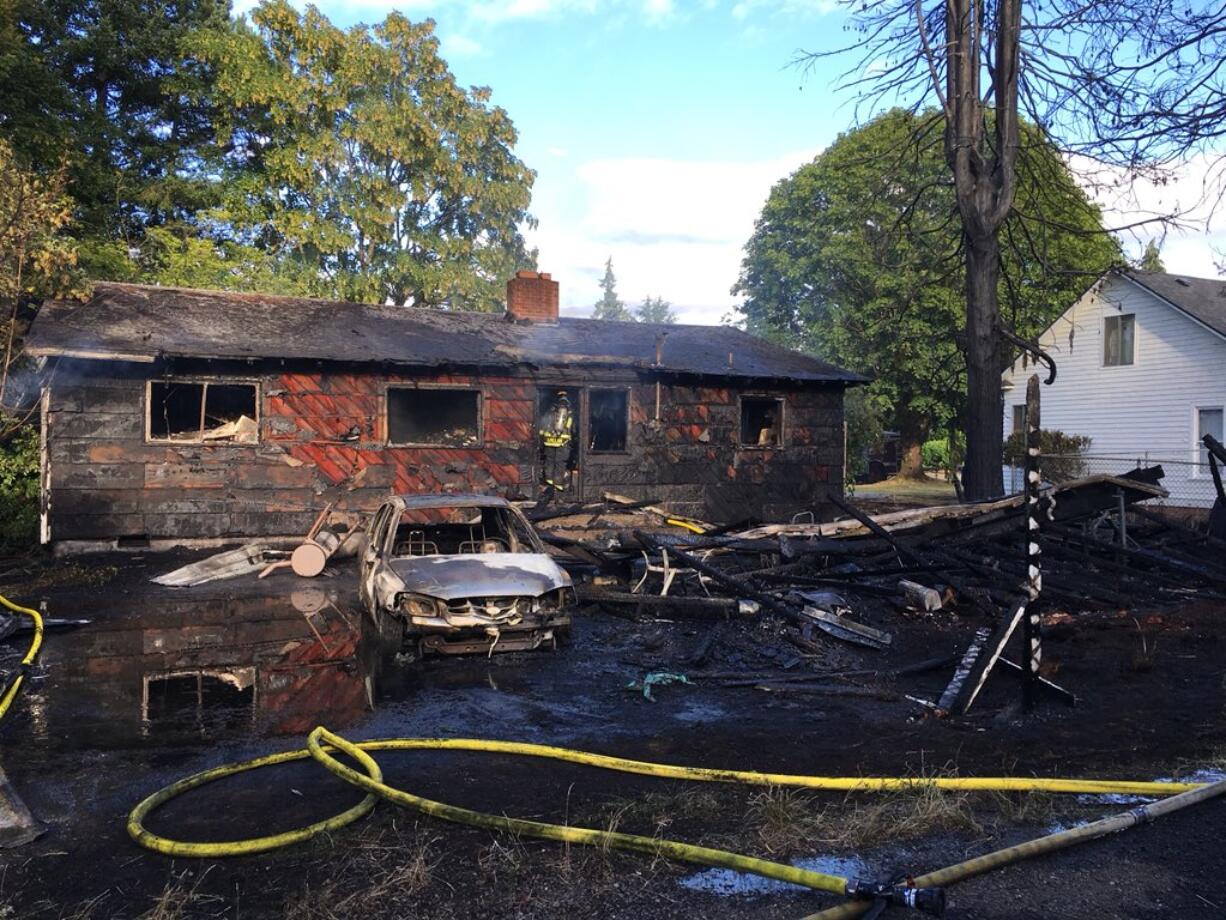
[0,593,44,723]
[803,773,1226,919]
[127,728,1213,913]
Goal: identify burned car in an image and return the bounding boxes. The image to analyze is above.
[359,494,574,656]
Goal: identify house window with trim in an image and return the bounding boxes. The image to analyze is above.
[1197,407,1224,476]
[1012,404,1026,434]
[588,389,628,452]
[387,387,480,446]
[739,396,783,448]
[147,381,258,443]
[1103,313,1135,366]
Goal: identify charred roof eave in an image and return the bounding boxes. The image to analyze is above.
[25,281,864,385]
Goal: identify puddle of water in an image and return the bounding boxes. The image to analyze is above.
[679,855,867,896]
[1075,767,1226,807]
[672,700,727,724]
[18,583,383,748]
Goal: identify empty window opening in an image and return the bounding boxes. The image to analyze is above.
[1198,407,1224,475]
[387,388,480,446]
[1104,313,1135,366]
[589,389,628,452]
[740,397,783,447]
[143,669,255,725]
[1012,404,1026,434]
[149,381,258,443]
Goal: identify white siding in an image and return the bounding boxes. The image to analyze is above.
[1002,275,1226,508]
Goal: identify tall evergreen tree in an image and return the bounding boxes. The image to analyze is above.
[592,257,633,320]
[0,0,232,277]
[1137,239,1165,272]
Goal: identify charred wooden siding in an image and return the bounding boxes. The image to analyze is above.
[43,359,844,545]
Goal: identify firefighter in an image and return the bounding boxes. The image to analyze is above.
[539,391,575,496]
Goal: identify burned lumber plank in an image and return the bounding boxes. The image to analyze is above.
[828,496,994,615]
[575,587,757,619]
[1052,524,1226,589]
[754,573,900,597]
[996,658,1078,706]
[937,626,992,712]
[538,533,625,574]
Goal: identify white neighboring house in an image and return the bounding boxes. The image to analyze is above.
[1001,269,1226,508]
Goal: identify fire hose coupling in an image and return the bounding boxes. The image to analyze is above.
[845,878,947,916]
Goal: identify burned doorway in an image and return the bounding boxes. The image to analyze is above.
[536,387,582,499]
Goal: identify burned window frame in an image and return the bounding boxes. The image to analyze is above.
[587,386,631,454]
[738,394,786,449]
[384,383,484,448]
[145,378,261,445]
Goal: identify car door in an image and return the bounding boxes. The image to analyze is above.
[359,497,403,613]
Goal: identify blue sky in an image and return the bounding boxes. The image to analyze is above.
[235,1,1223,322]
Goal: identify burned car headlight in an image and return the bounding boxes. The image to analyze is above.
[536,587,576,612]
[399,593,442,619]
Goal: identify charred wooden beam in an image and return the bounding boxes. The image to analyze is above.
[1052,524,1226,589]
[575,587,756,619]
[828,495,994,616]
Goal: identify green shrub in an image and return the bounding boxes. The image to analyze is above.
[0,419,40,551]
[1002,428,1092,482]
[921,438,950,471]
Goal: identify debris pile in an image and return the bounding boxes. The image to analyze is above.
[537,469,1226,714]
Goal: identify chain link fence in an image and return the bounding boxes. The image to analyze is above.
[1004,453,1220,509]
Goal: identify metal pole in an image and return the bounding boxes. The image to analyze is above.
[1023,375,1043,711]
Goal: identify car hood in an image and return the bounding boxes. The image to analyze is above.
[385,553,572,601]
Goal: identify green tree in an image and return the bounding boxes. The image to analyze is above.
[635,295,676,324]
[0,140,80,546]
[735,109,1119,479]
[1,0,232,278]
[592,257,633,320]
[195,1,536,310]
[0,140,83,405]
[1136,239,1165,272]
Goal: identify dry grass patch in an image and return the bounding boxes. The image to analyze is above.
[981,789,1059,826]
[747,776,983,856]
[138,870,223,920]
[584,788,725,838]
[284,826,440,920]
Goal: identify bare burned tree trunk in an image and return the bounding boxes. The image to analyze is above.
[963,234,1004,496]
[940,0,1020,499]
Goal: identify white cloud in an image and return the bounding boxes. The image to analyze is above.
[441,33,483,56]
[528,150,819,323]
[1072,153,1226,278]
[545,146,570,158]
[643,0,676,23]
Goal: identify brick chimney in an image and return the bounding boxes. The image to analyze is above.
[506,271,559,323]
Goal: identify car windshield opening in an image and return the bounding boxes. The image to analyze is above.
[391,506,533,556]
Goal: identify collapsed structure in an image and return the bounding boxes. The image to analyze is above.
[25,273,861,551]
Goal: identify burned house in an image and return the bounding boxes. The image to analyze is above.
[24,272,862,550]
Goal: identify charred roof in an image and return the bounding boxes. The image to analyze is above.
[25,282,864,385]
